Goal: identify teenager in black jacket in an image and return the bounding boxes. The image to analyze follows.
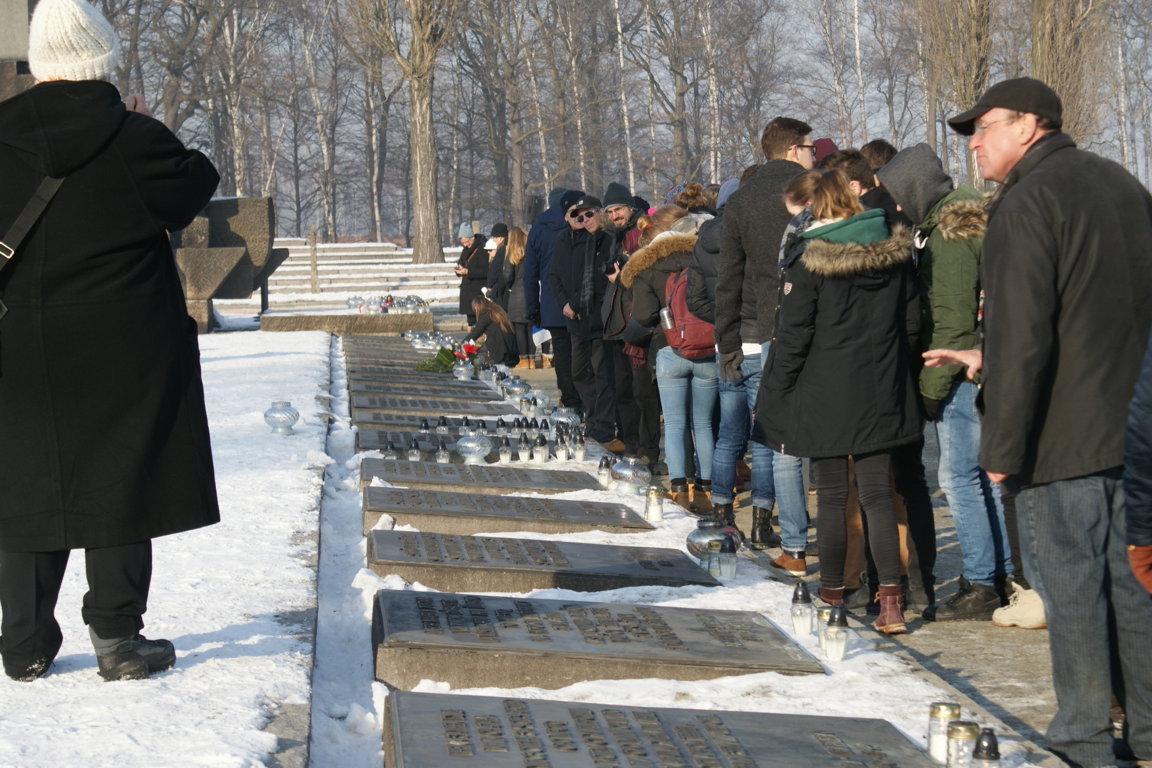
[755,170,918,634]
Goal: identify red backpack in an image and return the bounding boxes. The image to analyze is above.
[661,268,716,360]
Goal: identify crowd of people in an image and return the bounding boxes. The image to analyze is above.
[459,80,1152,768]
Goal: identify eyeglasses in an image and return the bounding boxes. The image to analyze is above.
[571,209,598,222]
[796,144,817,153]
[973,116,1017,136]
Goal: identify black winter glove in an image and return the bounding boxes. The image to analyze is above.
[529,313,542,328]
[719,349,745,383]
[921,396,942,422]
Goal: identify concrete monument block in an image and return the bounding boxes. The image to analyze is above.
[385,691,936,768]
[361,487,649,536]
[371,591,824,689]
[360,459,599,494]
[367,530,715,593]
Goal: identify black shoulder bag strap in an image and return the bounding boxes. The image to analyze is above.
[0,176,65,319]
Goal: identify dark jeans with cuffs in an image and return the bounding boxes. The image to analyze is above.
[1016,469,1152,767]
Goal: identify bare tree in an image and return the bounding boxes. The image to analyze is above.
[1031,0,1112,141]
[347,0,466,262]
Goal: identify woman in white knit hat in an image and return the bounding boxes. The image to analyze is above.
[0,0,221,682]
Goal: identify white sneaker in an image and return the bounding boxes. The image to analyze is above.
[992,582,1046,629]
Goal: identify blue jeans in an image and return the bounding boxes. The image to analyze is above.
[737,342,808,552]
[655,347,717,481]
[1017,470,1152,767]
[712,351,773,507]
[930,380,1012,584]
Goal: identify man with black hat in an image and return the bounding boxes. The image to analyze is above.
[946,77,1152,767]
[549,194,616,444]
[600,181,650,460]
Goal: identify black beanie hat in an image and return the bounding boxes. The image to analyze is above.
[602,182,634,208]
[559,189,586,211]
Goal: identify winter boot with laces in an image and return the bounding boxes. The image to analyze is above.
[875,584,907,634]
[924,577,1001,622]
[748,506,781,549]
[92,630,176,682]
[992,579,1046,629]
[667,479,691,512]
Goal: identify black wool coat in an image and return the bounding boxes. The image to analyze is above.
[548,227,612,340]
[753,226,920,459]
[715,159,806,350]
[457,236,489,315]
[0,81,221,552]
[980,133,1152,486]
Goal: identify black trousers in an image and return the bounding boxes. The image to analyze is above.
[0,541,152,676]
[570,336,616,442]
[606,341,640,451]
[890,438,938,604]
[813,452,902,589]
[632,361,662,462]
[548,326,580,410]
[512,322,536,358]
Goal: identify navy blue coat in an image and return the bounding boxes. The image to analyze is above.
[1127,328,1152,547]
[522,204,569,327]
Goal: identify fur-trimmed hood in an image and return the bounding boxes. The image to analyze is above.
[801,225,913,278]
[620,232,697,287]
[934,197,987,240]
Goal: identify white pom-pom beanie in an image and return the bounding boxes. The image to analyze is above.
[28,0,120,82]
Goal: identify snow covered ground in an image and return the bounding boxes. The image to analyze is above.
[0,329,1049,767]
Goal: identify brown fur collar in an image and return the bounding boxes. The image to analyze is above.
[801,226,913,277]
[620,232,697,288]
[935,198,987,241]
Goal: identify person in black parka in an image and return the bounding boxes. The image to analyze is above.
[0,0,220,682]
[754,170,918,634]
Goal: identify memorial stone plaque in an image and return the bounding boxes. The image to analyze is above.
[361,487,650,536]
[355,430,554,460]
[348,380,502,401]
[356,413,474,430]
[372,590,824,689]
[367,530,710,592]
[361,459,599,494]
[384,691,935,768]
[351,394,518,419]
[344,369,491,386]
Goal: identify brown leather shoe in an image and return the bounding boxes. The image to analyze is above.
[772,550,806,577]
[603,438,627,453]
[667,481,691,510]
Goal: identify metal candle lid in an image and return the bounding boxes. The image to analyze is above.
[930,702,962,719]
[947,721,980,739]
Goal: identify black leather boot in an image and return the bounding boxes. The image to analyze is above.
[748,506,781,549]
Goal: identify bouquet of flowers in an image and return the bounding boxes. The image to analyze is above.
[415,340,479,373]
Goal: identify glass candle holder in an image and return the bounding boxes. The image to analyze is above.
[264,401,300,435]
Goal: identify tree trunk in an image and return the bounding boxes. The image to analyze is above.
[409,74,443,264]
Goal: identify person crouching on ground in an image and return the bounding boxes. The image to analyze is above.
[465,296,520,368]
